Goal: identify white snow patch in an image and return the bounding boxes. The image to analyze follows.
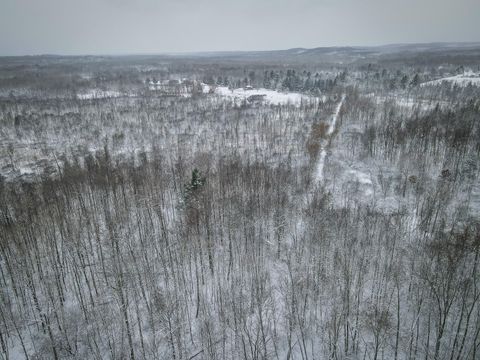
[345,169,374,198]
[214,86,313,106]
[314,149,327,183]
[346,169,373,186]
[421,71,480,87]
[201,83,212,94]
[368,94,447,111]
[77,90,123,100]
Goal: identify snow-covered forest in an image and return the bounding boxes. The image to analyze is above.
[1,44,480,359]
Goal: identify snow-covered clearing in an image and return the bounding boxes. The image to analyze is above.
[367,93,447,111]
[421,71,480,87]
[201,83,212,93]
[77,90,124,100]
[214,86,315,106]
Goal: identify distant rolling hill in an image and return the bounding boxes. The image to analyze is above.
[165,42,480,66]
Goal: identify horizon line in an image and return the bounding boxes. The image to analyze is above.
[1,41,480,58]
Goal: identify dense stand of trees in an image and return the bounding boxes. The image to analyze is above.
[1,54,480,359]
[1,135,479,359]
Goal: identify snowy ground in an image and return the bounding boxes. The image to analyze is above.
[367,93,449,111]
[294,94,345,247]
[314,94,346,184]
[212,85,317,106]
[421,71,480,87]
[77,90,124,100]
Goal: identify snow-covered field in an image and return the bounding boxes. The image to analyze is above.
[213,85,316,106]
[421,71,480,87]
[367,93,448,111]
[77,90,124,100]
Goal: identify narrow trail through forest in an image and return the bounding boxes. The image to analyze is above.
[293,94,346,245]
[272,95,346,358]
[314,93,346,185]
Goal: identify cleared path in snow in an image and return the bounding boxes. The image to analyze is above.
[292,94,346,245]
[314,93,346,184]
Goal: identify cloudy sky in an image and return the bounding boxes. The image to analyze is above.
[1,0,479,55]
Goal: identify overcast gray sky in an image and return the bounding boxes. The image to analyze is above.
[1,0,479,55]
